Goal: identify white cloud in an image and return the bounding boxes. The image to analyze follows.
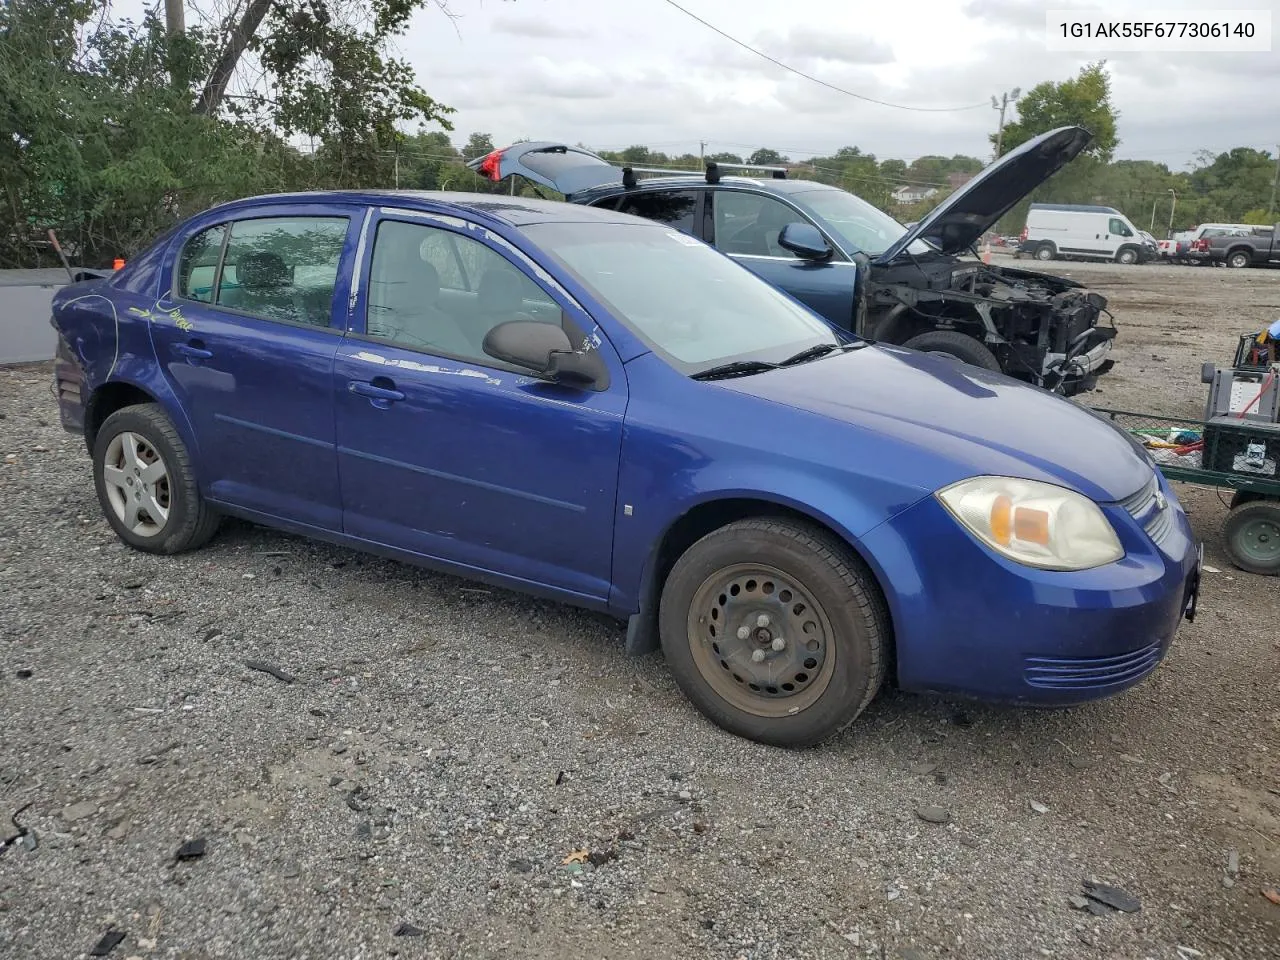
[111,0,1280,169]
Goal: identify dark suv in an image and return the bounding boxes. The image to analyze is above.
[470,126,1116,395]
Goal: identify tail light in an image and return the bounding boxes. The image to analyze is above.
[1194,239,1209,252]
[476,148,505,182]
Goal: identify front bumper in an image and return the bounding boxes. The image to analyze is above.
[862,472,1200,705]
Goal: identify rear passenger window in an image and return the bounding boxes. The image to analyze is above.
[177,225,226,303]
[214,217,349,327]
[616,191,699,236]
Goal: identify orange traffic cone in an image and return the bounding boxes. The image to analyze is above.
[112,257,125,270]
[981,241,991,264]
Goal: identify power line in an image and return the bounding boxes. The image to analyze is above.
[657,0,988,113]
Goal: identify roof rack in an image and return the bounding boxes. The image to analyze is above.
[704,161,788,184]
[619,160,788,189]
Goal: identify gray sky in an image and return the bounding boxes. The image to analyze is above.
[140,0,1280,168]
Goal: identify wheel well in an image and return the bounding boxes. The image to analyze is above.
[870,302,983,345]
[85,382,156,452]
[1226,246,1251,260]
[628,498,896,677]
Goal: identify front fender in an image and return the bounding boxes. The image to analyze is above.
[610,460,930,650]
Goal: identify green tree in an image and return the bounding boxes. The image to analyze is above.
[995,62,1119,161]
[461,132,495,161]
[705,151,743,165]
[748,148,788,166]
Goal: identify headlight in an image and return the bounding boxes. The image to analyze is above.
[936,476,1123,571]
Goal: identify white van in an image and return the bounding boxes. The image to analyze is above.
[1018,203,1150,264]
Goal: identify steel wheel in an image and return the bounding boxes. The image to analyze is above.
[102,430,171,537]
[686,562,837,718]
[1225,500,1280,575]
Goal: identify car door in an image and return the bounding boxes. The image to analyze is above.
[152,205,360,528]
[333,211,628,600]
[707,189,855,326]
[1105,216,1134,257]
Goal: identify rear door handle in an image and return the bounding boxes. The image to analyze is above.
[349,379,405,403]
[173,341,213,360]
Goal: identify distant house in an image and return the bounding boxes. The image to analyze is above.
[892,185,937,204]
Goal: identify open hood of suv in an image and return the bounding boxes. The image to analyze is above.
[875,126,1093,264]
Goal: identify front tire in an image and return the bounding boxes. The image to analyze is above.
[659,518,889,747]
[901,330,1001,371]
[1035,243,1056,261]
[1116,247,1138,265]
[93,403,220,554]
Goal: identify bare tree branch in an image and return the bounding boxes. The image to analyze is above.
[195,0,272,115]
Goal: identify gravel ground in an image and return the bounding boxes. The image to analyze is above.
[2,259,1280,960]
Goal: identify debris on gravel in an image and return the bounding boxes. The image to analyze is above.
[1082,880,1142,913]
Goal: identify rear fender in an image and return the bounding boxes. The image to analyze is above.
[83,365,201,467]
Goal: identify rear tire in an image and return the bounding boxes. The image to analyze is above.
[1223,500,1280,576]
[1034,243,1056,261]
[658,518,889,747]
[1226,250,1251,269]
[93,403,220,554]
[902,330,1001,371]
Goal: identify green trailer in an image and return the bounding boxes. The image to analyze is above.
[1092,407,1280,576]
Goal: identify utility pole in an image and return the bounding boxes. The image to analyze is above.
[699,140,707,162]
[164,0,185,36]
[1149,196,1158,232]
[1166,189,1177,239]
[991,88,1020,159]
[1268,144,1279,219]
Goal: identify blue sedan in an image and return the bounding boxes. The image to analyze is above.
[50,191,1202,747]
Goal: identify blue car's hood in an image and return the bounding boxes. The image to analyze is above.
[719,344,1151,503]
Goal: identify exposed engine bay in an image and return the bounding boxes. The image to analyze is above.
[862,255,1117,396]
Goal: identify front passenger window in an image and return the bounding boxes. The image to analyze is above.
[1109,218,1133,238]
[365,219,560,366]
[712,192,806,258]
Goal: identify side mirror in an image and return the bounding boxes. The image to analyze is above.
[483,320,600,387]
[778,222,834,261]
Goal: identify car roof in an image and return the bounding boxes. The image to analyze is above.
[575,176,844,204]
[197,190,650,227]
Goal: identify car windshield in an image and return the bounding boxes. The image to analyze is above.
[790,188,932,257]
[523,221,839,374]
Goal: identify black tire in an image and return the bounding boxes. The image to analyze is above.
[1226,250,1251,269]
[1223,500,1280,576]
[1115,246,1138,265]
[92,403,220,554]
[901,330,1001,371]
[1035,243,1056,261]
[658,517,889,747]
[1229,490,1266,509]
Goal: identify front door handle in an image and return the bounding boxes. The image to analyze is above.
[349,379,405,406]
[173,341,213,360]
